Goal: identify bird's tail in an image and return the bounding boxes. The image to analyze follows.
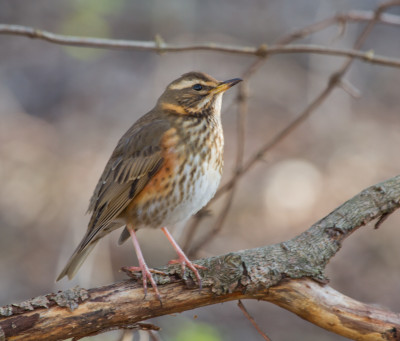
[56,240,99,281]
[118,226,130,245]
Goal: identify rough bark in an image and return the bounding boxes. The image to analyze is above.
[1,175,400,341]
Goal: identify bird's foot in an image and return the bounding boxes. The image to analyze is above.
[161,227,207,290]
[123,266,167,276]
[122,264,163,304]
[168,255,207,290]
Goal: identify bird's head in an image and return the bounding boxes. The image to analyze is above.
[157,72,242,116]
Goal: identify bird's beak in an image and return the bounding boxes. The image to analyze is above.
[212,78,242,94]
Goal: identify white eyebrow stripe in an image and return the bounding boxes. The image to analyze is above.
[169,80,216,90]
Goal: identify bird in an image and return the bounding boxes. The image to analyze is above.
[56,71,242,301]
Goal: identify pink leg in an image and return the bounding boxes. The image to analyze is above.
[125,225,161,302]
[161,227,206,289]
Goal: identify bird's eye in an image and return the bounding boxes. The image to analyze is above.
[192,84,203,91]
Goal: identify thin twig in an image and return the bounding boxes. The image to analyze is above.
[238,300,272,341]
[276,8,400,45]
[211,0,400,204]
[184,1,400,254]
[3,7,400,51]
[338,79,362,98]
[149,330,161,341]
[185,1,400,255]
[72,322,160,341]
[1,24,400,68]
[212,79,335,202]
[374,210,397,229]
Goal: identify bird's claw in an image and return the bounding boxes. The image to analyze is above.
[121,266,163,304]
[167,258,207,290]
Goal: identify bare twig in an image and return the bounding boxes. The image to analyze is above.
[148,330,161,341]
[338,79,362,98]
[211,0,400,204]
[212,79,335,202]
[238,300,272,341]
[1,25,400,68]
[72,323,160,341]
[276,8,400,45]
[374,211,395,229]
[184,1,400,255]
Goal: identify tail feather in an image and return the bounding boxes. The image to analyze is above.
[56,241,98,281]
[118,227,130,245]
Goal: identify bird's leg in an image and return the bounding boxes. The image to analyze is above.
[161,227,206,289]
[125,225,162,302]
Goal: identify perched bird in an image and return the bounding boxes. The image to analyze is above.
[56,72,242,300]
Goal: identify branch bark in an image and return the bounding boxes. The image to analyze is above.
[1,175,400,341]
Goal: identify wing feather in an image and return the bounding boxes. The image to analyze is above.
[82,118,171,248]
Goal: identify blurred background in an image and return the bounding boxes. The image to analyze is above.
[1,1,400,340]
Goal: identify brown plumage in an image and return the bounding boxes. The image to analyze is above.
[57,72,241,301]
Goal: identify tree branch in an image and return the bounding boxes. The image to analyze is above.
[209,0,396,205]
[276,8,400,45]
[183,1,400,256]
[1,24,400,68]
[1,175,400,341]
[238,300,271,341]
[2,4,400,340]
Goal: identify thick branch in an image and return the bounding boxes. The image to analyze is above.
[267,279,400,341]
[1,175,400,340]
[1,24,400,68]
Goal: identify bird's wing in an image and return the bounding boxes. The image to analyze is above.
[82,118,171,248]
[56,117,172,281]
